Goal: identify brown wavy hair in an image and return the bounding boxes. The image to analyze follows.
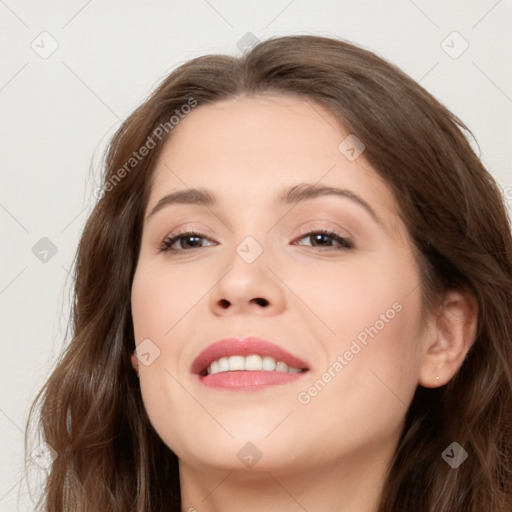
[25,34,512,511]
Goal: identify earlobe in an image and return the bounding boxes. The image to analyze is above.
[131,351,139,377]
[418,288,478,388]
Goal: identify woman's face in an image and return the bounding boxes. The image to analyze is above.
[131,94,430,475]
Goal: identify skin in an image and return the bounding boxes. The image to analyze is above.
[130,94,478,512]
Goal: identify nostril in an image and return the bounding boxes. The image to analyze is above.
[219,299,230,309]
[253,298,268,306]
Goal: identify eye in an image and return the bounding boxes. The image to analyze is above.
[293,229,353,250]
[158,228,354,254]
[159,231,216,253]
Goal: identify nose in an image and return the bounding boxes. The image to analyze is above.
[209,241,286,316]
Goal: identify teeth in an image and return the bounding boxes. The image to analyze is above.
[262,356,276,371]
[245,354,263,370]
[206,354,303,375]
[218,357,229,372]
[228,355,245,371]
[276,361,288,373]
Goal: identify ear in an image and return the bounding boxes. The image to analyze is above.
[131,351,139,377]
[418,288,478,388]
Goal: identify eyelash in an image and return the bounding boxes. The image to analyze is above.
[158,228,354,253]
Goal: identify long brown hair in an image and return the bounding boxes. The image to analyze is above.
[25,35,512,511]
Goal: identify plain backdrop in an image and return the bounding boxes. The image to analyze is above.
[1,0,511,510]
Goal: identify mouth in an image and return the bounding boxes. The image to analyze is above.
[191,337,310,390]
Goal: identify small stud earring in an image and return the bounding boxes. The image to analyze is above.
[436,375,440,381]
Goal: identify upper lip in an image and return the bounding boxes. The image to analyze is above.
[191,337,311,375]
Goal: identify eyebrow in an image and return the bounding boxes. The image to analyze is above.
[146,183,382,226]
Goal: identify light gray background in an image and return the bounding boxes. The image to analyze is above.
[1,0,511,510]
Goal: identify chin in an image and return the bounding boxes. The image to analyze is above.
[171,433,306,473]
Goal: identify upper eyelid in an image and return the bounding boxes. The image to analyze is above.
[158,216,355,236]
[161,223,352,240]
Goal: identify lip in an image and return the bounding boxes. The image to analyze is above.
[191,337,311,377]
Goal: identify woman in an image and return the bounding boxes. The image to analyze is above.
[26,35,512,511]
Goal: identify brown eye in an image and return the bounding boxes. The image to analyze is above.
[295,229,353,250]
[159,232,215,253]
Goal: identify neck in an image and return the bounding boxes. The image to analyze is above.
[179,447,391,512]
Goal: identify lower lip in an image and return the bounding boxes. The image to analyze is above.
[198,370,307,390]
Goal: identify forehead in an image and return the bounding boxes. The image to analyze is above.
[147,94,400,229]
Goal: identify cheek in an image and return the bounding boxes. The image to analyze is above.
[290,247,422,344]
[293,249,424,404]
[130,261,215,426]
[292,299,423,459]
[296,254,423,422]
[130,264,195,453]
[131,260,207,341]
